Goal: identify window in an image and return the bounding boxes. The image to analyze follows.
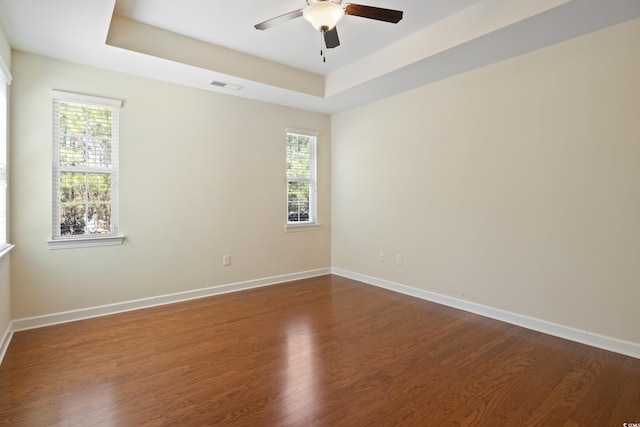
[0,60,12,257]
[49,91,123,249]
[286,129,317,229]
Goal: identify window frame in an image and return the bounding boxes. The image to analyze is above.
[285,128,318,232]
[48,90,124,249]
[0,57,14,259]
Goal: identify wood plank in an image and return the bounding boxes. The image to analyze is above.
[0,275,639,426]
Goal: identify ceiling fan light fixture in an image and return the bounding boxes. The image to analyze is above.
[303,1,345,31]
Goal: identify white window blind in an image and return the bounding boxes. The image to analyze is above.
[52,91,121,241]
[286,129,317,226]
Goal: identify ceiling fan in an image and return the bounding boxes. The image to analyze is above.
[254,0,403,61]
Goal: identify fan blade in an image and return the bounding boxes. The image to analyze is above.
[324,27,340,49]
[254,9,304,30]
[344,4,403,23]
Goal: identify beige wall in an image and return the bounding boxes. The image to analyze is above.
[5,15,640,350]
[332,18,640,344]
[0,24,11,337]
[10,52,331,318]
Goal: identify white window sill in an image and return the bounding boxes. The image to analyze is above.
[0,243,15,261]
[47,235,125,250]
[285,223,319,233]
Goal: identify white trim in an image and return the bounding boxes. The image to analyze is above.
[0,56,11,85]
[47,235,125,250]
[3,268,638,365]
[286,128,318,137]
[0,321,12,366]
[51,91,121,241]
[286,129,318,225]
[332,268,640,360]
[285,223,319,232]
[51,90,122,108]
[10,268,331,333]
[0,243,13,260]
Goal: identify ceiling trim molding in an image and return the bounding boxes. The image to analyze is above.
[106,14,325,98]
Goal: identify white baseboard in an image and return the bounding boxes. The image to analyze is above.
[332,268,640,360]
[3,267,638,365]
[0,322,13,366]
[9,268,331,333]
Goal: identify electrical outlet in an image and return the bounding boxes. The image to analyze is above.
[223,255,231,266]
[379,251,384,262]
[395,254,402,265]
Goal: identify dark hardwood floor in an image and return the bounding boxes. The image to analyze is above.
[1,274,639,426]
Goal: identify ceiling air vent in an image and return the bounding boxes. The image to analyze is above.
[210,81,243,91]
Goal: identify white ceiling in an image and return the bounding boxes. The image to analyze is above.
[1,0,639,114]
[113,0,482,75]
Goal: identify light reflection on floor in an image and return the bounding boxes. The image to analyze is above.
[63,382,116,426]
[281,317,320,424]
